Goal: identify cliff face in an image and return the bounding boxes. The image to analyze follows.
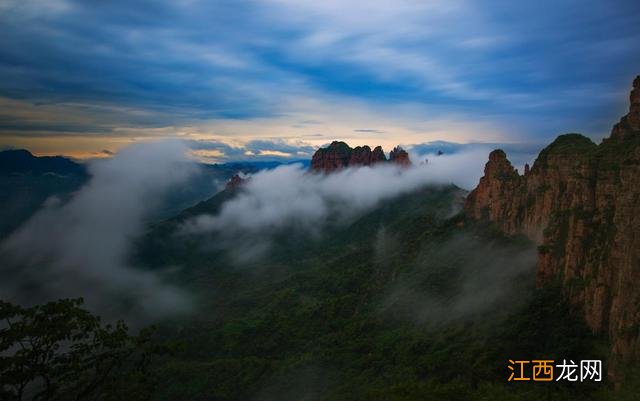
[311,141,410,172]
[389,146,411,166]
[465,76,640,380]
[611,75,640,140]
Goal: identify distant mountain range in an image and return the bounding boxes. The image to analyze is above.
[0,149,87,176]
[0,150,88,239]
[0,149,308,239]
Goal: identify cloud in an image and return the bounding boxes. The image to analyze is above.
[383,232,537,323]
[0,140,196,322]
[184,138,315,162]
[354,129,385,134]
[180,148,490,260]
[1,0,639,154]
[408,140,542,172]
[244,139,315,157]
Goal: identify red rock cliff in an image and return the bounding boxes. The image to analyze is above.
[465,76,640,381]
[389,146,411,167]
[310,141,410,172]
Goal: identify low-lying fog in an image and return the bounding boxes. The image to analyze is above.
[0,140,535,322]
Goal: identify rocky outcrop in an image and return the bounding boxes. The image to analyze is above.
[310,141,410,173]
[225,174,247,190]
[349,145,387,166]
[310,141,354,172]
[611,75,640,140]
[465,76,640,382]
[465,135,597,243]
[389,146,411,167]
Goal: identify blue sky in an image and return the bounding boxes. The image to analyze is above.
[0,0,639,160]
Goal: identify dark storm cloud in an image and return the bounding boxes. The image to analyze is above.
[0,0,639,142]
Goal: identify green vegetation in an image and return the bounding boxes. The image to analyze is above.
[0,299,172,401]
[131,185,613,400]
[4,184,624,400]
[0,172,85,239]
[537,134,597,158]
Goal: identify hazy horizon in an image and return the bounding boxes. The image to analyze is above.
[1,0,639,161]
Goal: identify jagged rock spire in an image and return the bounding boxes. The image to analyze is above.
[610,75,640,139]
[389,146,411,167]
[310,142,411,172]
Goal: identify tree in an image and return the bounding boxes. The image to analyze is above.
[0,298,168,401]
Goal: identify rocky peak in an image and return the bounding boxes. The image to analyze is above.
[486,149,514,172]
[372,146,386,163]
[349,145,372,166]
[389,146,411,167]
[611,75,640,139]
[464,149,522,228]
[310,141,353,172]
[225,173,247,190]
[310,142,409,173]
[482,149,519,183]
[629,75,640,128]
[464,75,640,382]
[349,145,388,166]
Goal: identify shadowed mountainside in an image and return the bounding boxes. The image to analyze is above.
[0,149,295,239]
[465,75,640,381]
[132,170,621,399]
[0,150,87,238]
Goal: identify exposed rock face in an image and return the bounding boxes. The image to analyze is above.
[225,174,247,190]
[310,141,411,173]
[372,146,386,163]
[310,141,354,172]
[611,75,640,140]
[465,76,640,381]
[389,146,412,167]
[349,145,387,166]
[465,136,596,243]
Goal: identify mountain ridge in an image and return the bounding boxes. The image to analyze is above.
[465,75,640,382]
[0,149,87,175]
[311,141,411,172]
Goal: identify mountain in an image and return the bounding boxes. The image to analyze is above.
[0,150,88,238]
[6,80,640,398]
[0,149,297,239]
[389,145,411,166]
[134,173,617,399]
[0,149,86,175]
[465,75,640,382]
[310,141,410,172]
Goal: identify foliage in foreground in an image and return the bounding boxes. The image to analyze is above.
[0,299,170,401]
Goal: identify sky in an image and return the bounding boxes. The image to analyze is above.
[0,0,639,161]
